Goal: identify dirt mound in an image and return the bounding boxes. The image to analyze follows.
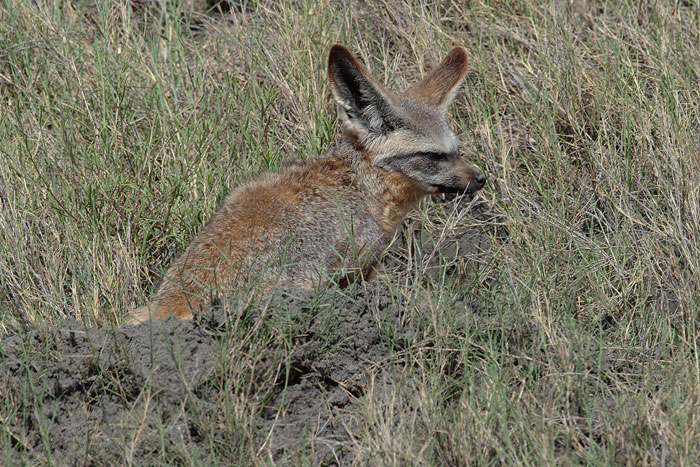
[1,284,425,464]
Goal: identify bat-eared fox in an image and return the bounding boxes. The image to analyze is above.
[128,44,486,324]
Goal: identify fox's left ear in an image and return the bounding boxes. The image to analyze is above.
[406,47,468,109]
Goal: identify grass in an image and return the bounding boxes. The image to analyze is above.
[2,0,700,464]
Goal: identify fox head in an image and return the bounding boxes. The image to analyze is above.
[328,45,486,195]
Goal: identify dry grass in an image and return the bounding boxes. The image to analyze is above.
[1,0,700,464]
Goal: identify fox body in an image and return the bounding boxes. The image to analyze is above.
[128,44,485,324]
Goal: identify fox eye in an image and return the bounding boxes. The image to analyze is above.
[422,152,449,160]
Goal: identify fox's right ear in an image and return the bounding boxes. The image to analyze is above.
[328,45,405,143]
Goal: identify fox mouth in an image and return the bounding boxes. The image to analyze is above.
[434,184,471,194]
[434,175,486,195]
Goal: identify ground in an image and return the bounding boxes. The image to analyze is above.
[1,0,700,464]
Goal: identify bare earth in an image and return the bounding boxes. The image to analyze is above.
[1,273,481,464]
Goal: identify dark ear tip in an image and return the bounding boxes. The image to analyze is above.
[329,44,352,63]
[445,46,468,66]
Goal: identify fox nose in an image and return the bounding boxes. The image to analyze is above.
[475,173,486,186]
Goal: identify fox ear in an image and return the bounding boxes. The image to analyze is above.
[406,47,468,109]
[328,45,405,141]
